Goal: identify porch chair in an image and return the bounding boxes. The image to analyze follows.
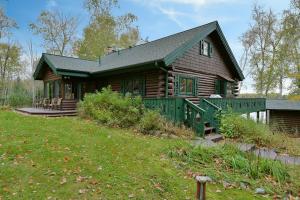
[42,98,49,109]
[55,98,63,110]
[35,99,42,108]
[48,98,57,110]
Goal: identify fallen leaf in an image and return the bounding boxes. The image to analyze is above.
[60,177,67,185]
[63,157,70,163]
[78,189,87,194]
[76,176,87,183]
[89,179,98,185]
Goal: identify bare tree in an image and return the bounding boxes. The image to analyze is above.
[26,40,39,103]
[241,5,282,96]
[29,10,78,56]
[0,7,17,39]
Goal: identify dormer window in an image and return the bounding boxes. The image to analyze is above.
[200,40,212,57]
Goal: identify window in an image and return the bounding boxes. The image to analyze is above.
[121,78,145,96]
[203,41,209,56]
[200,40,212,57]
[175,75,198,96]
[215,79,227,97]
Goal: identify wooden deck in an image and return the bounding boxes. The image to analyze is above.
[16,107,77,117]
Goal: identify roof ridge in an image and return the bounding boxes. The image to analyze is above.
[43,53,98,62]
[105,21,218,57]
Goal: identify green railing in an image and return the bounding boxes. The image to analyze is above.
[143,97,266,137]
[199,99,222,133]
[201,98,266,113]
[143,97,185,123]
[184,99,206,136]
[143,97,206,136]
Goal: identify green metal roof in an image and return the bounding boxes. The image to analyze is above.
[33,21,244,80]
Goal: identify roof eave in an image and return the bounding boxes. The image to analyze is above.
[92,59,165,76]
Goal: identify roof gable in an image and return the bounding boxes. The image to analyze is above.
[33,53,99,79]
[164,22,244,80]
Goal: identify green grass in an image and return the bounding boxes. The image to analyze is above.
[0,111,296,199]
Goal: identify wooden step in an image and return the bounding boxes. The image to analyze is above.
[204,121,210,127]
[204,126,215,134]
[204,134,224,142]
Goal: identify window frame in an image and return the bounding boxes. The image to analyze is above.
[121,77,145,96]
[175,75,198,97]
[179,77,194,96]
[200,40,213,57]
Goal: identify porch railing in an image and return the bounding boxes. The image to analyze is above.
[201,98,266,114]
[199,99,222,133]
[143,97,206,136]
[143,97,266,137]
[184,99,206,135]
[143,97,185,123]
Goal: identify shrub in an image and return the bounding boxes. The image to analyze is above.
[8,89,32,107]
[219,111,273,145]
[139,110,164,134]
[78,86,143,128]
[79,87,193,138]
[167,144,290,183]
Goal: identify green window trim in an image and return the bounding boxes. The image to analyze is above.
[121,77,145,96]
[199,40,213,57]
[174,74,198,96]
[215,79,227,97]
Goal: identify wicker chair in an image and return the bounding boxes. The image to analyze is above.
[55,98,63,110]
[42,98,49,109]
[48,98,57,110]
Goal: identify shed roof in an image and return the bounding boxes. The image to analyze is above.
[33,21,244,80]
[266,100,300,111]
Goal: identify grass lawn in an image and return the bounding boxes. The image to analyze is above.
[0,111,297,199]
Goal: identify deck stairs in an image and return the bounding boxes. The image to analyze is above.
[61,99,77,110]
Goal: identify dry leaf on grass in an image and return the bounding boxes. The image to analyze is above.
[60,177,67,185]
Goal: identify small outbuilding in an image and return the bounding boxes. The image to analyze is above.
[266,100,300,134]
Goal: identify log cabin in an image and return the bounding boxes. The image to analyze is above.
[33,21,266,136]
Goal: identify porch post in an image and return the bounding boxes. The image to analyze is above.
[247,113,250,119]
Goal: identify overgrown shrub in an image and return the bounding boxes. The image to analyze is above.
[219,111,273,145]
[78,87,143,128]
[168,144,290,183]
[139,110,164,134]
[79,87,194,137]
[7,85,32,107]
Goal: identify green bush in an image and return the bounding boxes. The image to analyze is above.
[139,110,164,134]
[79,87,194,137]
[219,111,273,145]
[8,89,32,108]
[78,86,143,128]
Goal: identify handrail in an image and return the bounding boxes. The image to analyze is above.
[202,99,221,111]
[184,99,206,113]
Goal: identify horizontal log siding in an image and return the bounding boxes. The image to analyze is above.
[169,33,239,102]
[269,110,300,134]
[95,69,164,97]
[42,66,61,81]
[172,34,235,80]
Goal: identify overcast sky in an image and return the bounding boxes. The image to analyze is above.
[1,0,291,93]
